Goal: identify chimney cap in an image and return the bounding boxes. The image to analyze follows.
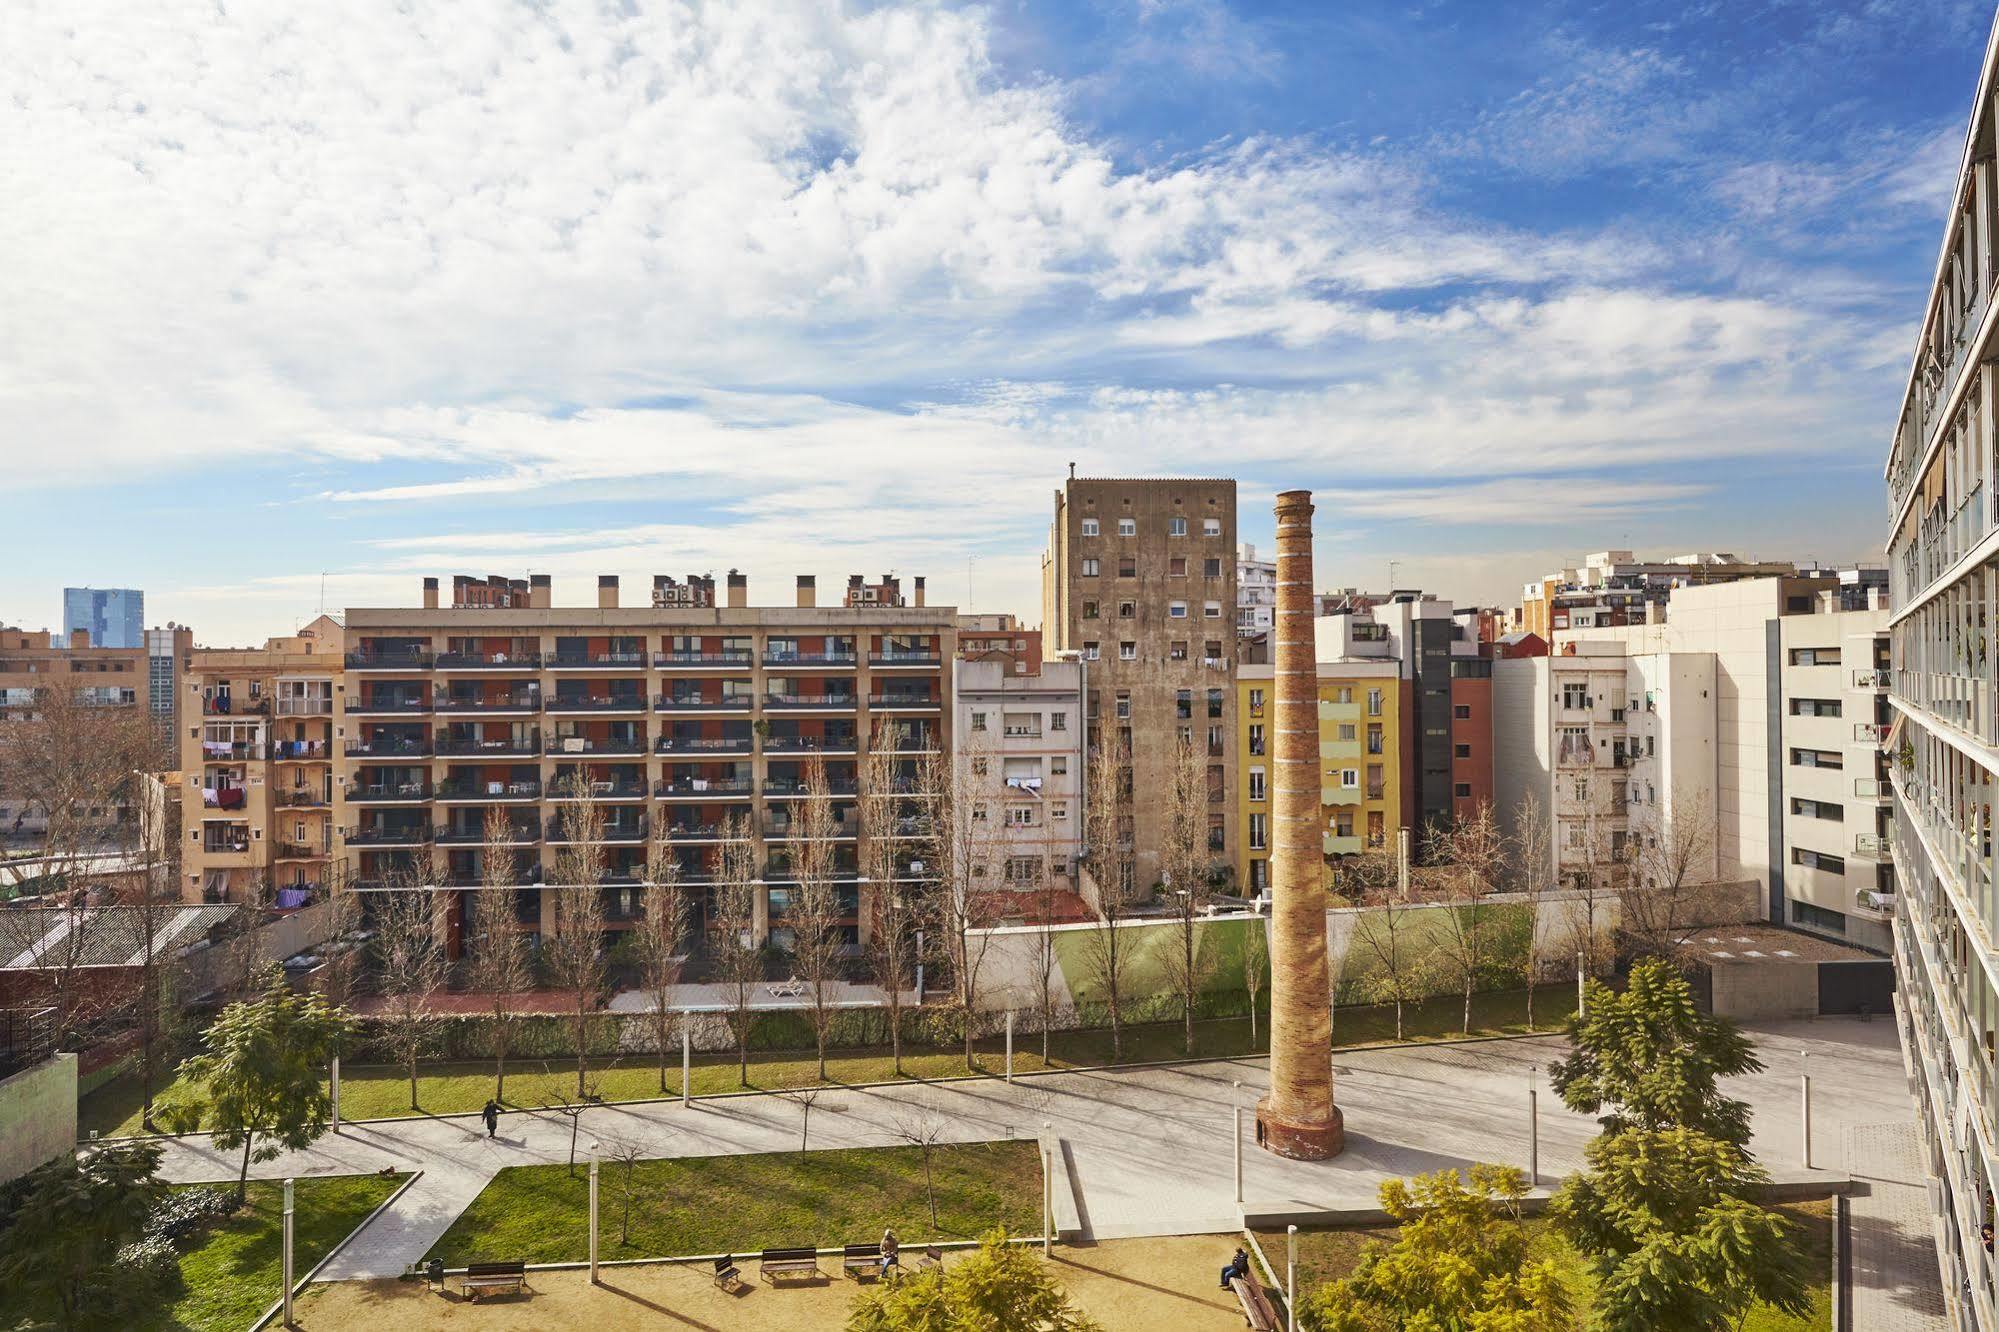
[797,574,816,585]
[598,574,618,586]
[423,577,439,589]
[530,574,551,586]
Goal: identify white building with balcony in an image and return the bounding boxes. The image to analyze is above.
[1236,542,1276,639]
[954,659,1086,897]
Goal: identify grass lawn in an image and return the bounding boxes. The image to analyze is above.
[83,985,1578,1137]
[427,1139,1041,1266]
[1257,1198,1833,1331]
[0,1173,405,1332]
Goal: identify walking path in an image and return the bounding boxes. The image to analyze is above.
[146,1017,1912,1281]
[1846,1121,1949,1332]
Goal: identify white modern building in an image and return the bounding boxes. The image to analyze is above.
[954,659,1086,897]
[1237,542,1275,639]
[1882,18,1999,1324]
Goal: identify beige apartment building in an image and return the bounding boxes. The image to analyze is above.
[332,572,954,957]
[954,659,1085,900]
[1042,475,1237,888]
[1,627,153,844]
[176,616,344,907]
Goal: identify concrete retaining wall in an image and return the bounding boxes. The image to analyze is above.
[1710,961,1821,1021]
[0,1052,75,1183]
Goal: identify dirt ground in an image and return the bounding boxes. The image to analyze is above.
[291,1233,1253,1331]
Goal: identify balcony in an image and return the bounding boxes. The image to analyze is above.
[435,778,542,801]
[344,825,434,847]
[656,735,754,756]
[1853,669,1891,690]
[1855,832,1894,859]
[272,841,329,860]
[654,695,754,714]
[345,737,431,759]
[545,695,649,714]
[435,651,543,671]
[765,778,860,797]
[1853,723,1889,743]
[549,652,647,670]
[764,693,859,711]
[344,651,433,671]
[435,694,542,714]
[202,833,251,856]
[656,777,755,799]
[347,696,431,716]
[870,694,940,710]
[1001,725,1042,739]
[764,650,858,668]
[765,817,861,839]
[549,735,648,756]
[275,697,333,717]
[347,781,433,803]
[545,816,649,844]
[661,820,728,841]
[549,779,648,800]
[764,735,858,755]
[275,789,329,808]
[657,650,753,669]
[434,734,541,758]
[271,739,331,761]
[870,651,941,668]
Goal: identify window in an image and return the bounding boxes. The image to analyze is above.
[1118,517,1136,536]
[1051,756,1068,775]
[1168,557,1187,577]
[970,711,987,731]
[1119,641,1137,660]
[1341,769,1359,788]
[1790,899,1847,934]
[972,802,989,821]
[1082,641,1100,660]
[1610,706,1625,723]
[1004,856,1043,882]
[971,757,988,775]
[1208,726,1225,756]
[1207,688,1224,718]
[1006,805,1037,827]
[1790,748,1842,770]
[1170,640,1188,660]
[1248,724,1265,756]
[1792,848,1845,875]
[1050,712,1067,731]
[1336,723,1356,741]
[1454,782,1472,798]
[1249,688,1265,714]
[1367,723,1383,755]
[1333,687,1353,704]
[1248,767,1266,801]
[1205,639,1223,661]
[1081,557,1099,577]
[1790,698,1842,717]
[1203,517,1221,536]
[1789,647,1839,666]
[1249,813,1268,850]
[1169,601,1188,618]
[1052,802,1069,820]
[1119,600,1136,618]
[1791,797,1845,821]
[1168,516,1187,536]
[1454,743,1471,759]
[1207,813,1225,851]
[1080,518,1099,537]
[1115,692,1131,720]
[1562,682,1588,709]
[1204,557,1222,577]
[1176,689,1193,720]
[1118,557,1137,578]
[1204,601,1222,618]
[1082,600,1100,619]
[1453,704,1471,719]
[1366,689,1382,716]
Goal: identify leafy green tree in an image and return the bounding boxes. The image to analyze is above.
[166,964,353,1204]
[846,1228,1102,1332]
[0,1141,167,1328]
[1300,1164,1572,1332]
[1554,1127,1812,1332]
[1550,957,1761,1147]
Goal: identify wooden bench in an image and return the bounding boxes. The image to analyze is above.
[842,1243,884,1281]
[459,1261,527,1301]
[1230,1266,1279,1331]
[916,1245,943,1273]
[711,1254,741,1290]
[759,1247,822,1283]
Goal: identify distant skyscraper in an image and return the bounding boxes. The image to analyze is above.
[63,587,144,649]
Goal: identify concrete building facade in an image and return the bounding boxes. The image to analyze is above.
[1515,551,1799,645]
[1043,476,1237,888]
[0,627,149,843]
[1237,542,1275,639]
[955,659,1085,897]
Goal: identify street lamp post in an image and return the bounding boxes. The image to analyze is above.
[282,1177,296,1328]
[1528,1064,1539,1186]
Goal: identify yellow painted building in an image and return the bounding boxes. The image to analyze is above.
[1236,658,1403,894]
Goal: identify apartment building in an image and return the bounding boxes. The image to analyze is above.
[177,617,344,907]
[1042,476,1237,888]
[63,587,144,650]
[0,627,149,842]
[956,613,1043,677]
[333,572,954,956]
[1881,28,1999,1324]
[1515,550,1799,644]
[1236,658,1403,894]
[144,625,193,742]
[955,659,1084,895]
[1237,543,1275,639]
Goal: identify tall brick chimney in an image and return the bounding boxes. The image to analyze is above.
[529,574,552,610]
[726,570,747,609]
[796,575,816,608]
[422,577,439,610]
[598,575,619,609]
[1256,489,1345,1161]
[914,576,926,607]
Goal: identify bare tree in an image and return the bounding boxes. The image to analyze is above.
[1558,772,1626,982]
[1425,803,1509,1035]
[1241,905,1267,1046]
[1621,787,1719,965]
[467,807,534,1103]
[778,1084,823,1156]
[888,1096,950,1229]
[924,741,1002,1072]
[1351,885,1428,1043]
[1510,793,1553,1030]
[711,812,765,1086]
[784,755,843,1080]
[636,824,690,1095]
[862,722,923,1075]
[595,1130,653,1246]
[1031,870,1063,1063]
[547,772,608,1099]
[373,878,449,1111]
[129,774,188,1131]
[1159,735,1214,1055]
[542,1093,594,1179]
[1079,730,1137,1061]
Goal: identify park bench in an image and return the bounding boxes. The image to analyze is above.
[711,1254,741,1290]
[1230,1264,1279,1331]
[916,1245,943,1273]
[459,1261,527,1301]
[842,1243,884,1280]
[759,1246,822,1283]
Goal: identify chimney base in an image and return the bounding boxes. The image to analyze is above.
[1254,1097,1346,1161]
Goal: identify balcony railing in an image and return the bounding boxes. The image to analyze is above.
[764,693,859,710]
[273,841,329,859]
[275,789,329,808]
[656,735,754,755]
[656,778,755,798]
[435,694,542,712]
[344,825,434,847]
[275,697,333,716]
[655,696,753,711]
[663,821,728,840]
[344,737,431,758]
[549,735,648,756]
[348,782,433,803]
[870,651,940,666]
[1854,723,1889,743]
[764,817,861,838]
[549,779,648,800]
[764,735,858,754]
[202,836,251,855]
[435,778,542,800]
[546,695,649,712]
[544,817,649,843]
[1853,669,1891,690]
[871,694,939,708]
[271,739,331,760]
[764,778,861,797]
[764,650,858,667]
[435,651,543,670]
[549,652,647,669]
[656,650,754,668]
[434,734,541,757]
[348,697,431,714]
[1855,832,1894,858]
[345,651,433,671]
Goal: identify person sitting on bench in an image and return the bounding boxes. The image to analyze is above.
[880,1228,901,1275]
[1219,1247,1250,1290]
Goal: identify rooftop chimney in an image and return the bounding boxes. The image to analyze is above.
[914,576,926,607]
[726,570,747,609]
[422,577,439,610]
[69,628,89,650]
[598,575,619,609]
[529,574,552,610]
[796,575,816,609]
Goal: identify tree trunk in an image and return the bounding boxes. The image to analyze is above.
[1041,999,1052,1063]
[496,1038,507,1104]
[922,1147,937,1228]
[816,1025,827,1083]
[738,1025,749,1087]
[1394,995,1404,1043]
[890,993,903,1077]
[1109,987,1123,1062]
[574,1005,587,1099]
[236,1133,254,1207]
[657,1008,669,1095]
[409,1053,419,1111]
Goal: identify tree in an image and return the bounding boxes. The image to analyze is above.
[1622,789,1719,965]
[1509,792,1553,1030]
[847,1228,1103,1332]
[779,1084,823,1156]
[542,1093,595,1179]
[1241,908,1267,1046]
[785,754,844,1081]
[595,1129,653,1247]
[1350,889,1427,1043]
[927,739,1002,1072]
[547,771,609,1099]
[170,965,352,1204]
[0,1141,167,1328]
[711,812,765,1086]
[1160,734,1214,1056]
[1554,1127,1811,1332]
[1300,1164,1572,1332]
[1550,957,1763,1149]
[131,776,187,1131]
[888,1097,951,1230]
[1079,730,1136,1060]
[373,881,448,1111]
[862,721,925,1075]
[467,808,535,1104]
[1030,864,1063,1063]
[1425,803,1509,1035]
[635,823,690,1095]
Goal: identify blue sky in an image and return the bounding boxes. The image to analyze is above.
[2,0,1986,643]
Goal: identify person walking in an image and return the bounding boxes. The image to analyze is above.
[482,1099,500,1139]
